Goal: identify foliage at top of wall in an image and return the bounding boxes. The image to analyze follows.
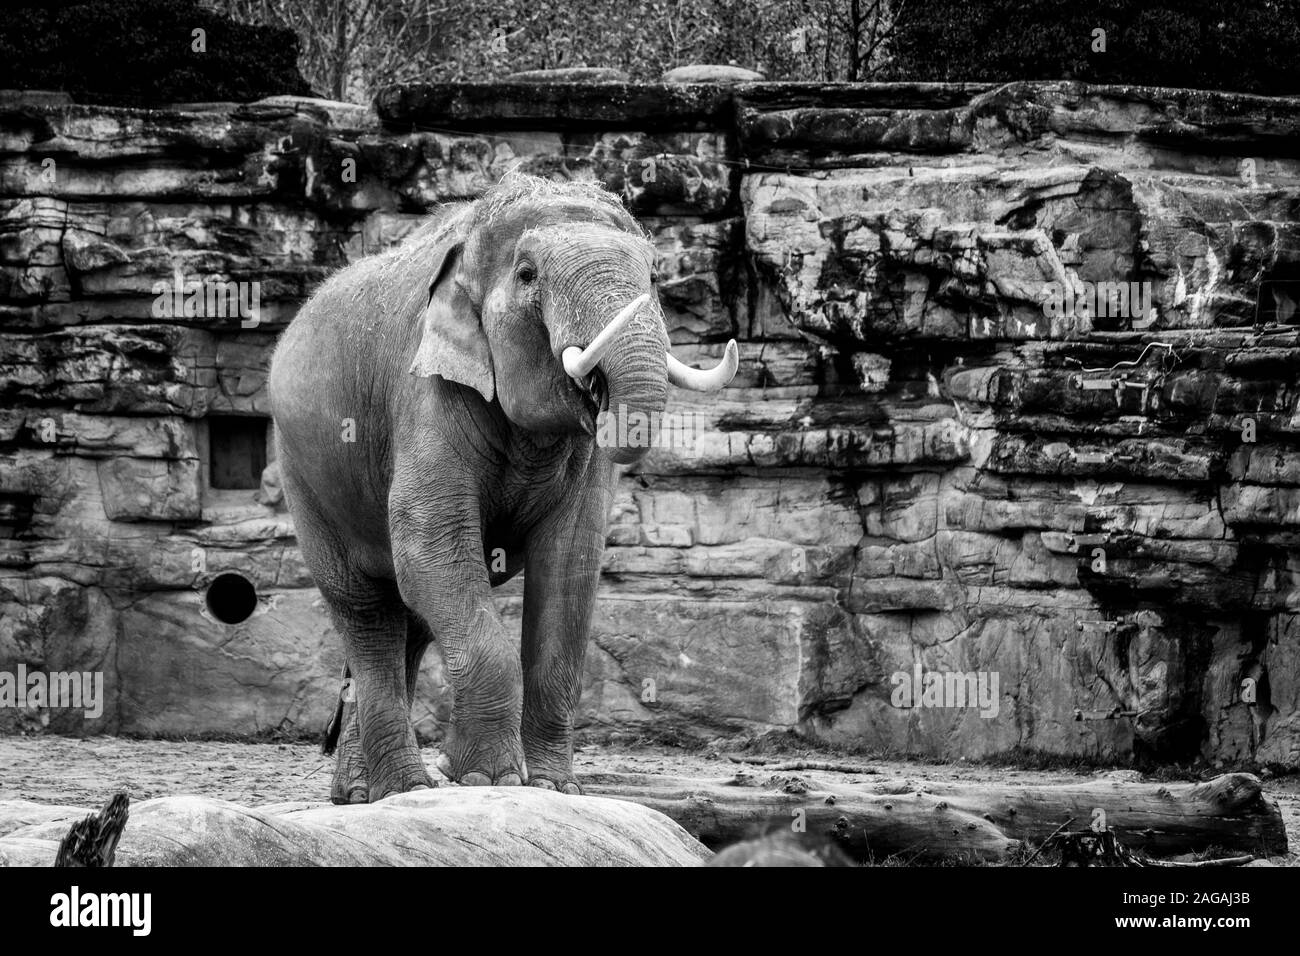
[0,0,315,105]
[892,0,1300,95]
[1,1,1295,107]
[214,0,859,103]
[214,0,1300,106]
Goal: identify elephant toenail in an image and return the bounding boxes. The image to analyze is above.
[347,787,369,804]
[461,771,492,786]
[496,773,523,786]
[529,778,557,791]
[561,782,582,795]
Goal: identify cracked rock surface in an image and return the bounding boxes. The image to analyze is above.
[2,81,1300,764]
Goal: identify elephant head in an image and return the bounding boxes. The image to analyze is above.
[408,173,737,463]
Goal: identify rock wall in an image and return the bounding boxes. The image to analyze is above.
[2,81,1298,766]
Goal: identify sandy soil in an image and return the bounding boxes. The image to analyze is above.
[2,736,1296,864]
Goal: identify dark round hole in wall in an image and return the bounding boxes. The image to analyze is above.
[205,572,258,625]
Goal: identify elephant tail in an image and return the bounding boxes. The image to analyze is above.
[321,665,350,756]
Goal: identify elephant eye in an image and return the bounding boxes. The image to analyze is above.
[517,265,537,284]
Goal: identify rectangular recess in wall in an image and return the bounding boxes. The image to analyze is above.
[207,416,269,490]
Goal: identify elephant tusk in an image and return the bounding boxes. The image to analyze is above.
[561,293,650,379]
[666,340,739,392]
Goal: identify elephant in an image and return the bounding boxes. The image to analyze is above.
[268,172,738,803]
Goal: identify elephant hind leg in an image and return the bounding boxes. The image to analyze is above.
[402,611,437,747]
[329,694,370,805]
[319,578,433,802]
[323,666,366,804]
[327,613,431,804]
[322,663,348,756]
[405,611,433,706]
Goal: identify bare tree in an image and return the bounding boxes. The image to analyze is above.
[816,0,909,81]
[214,0,454,100]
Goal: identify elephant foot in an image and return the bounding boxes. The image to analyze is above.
[435,752,527,786]
[369,764,437,801]
[522,736,582,794]
[330,698,436,802]
[330,780,370,805]
[526,774,582,795]
[435,728,528,786]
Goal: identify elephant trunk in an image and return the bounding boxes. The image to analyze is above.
[541,228,737,462]
[542,240,671,464]
[597,315,670,464]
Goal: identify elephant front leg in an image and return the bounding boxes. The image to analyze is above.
[520,478,612,794]
[392,519,526,787]
[433,598,527,786]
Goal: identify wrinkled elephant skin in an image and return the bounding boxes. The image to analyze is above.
[269,173,735,802]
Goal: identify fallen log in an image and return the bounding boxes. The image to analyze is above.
[583,771,1287,864]
[2,772,1280,867]
[918,772,1286,859]
[582,770,1021,863]
[0,788,710,867]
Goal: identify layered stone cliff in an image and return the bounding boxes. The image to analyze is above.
[2,81,1298,766]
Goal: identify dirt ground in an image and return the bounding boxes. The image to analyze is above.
[2,736,1296,865]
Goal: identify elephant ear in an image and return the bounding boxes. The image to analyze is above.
[409,225,495,403]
